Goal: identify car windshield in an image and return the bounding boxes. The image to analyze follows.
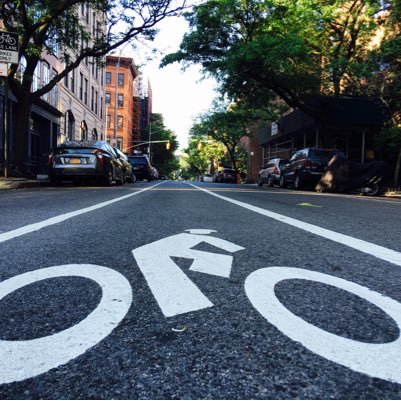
[54,148,96,154]
[309,150,334,160]
[128,157,148,165]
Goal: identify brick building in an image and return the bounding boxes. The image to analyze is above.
[105,55,138,154]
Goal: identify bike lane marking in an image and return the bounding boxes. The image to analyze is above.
[0,264,132,384]
[189,183,401,267]
[245,267,401,384]
[0,183,162,244]
[132,229,244,317]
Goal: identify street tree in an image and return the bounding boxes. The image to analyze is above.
[143,113,179,177]
[189,103,255,170]
[162,0,384,116]
[183,135,226,176]
[1,0,186,175]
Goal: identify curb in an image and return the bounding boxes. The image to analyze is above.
[0,179,46,190]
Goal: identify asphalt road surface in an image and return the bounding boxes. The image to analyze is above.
[0,180,400,399]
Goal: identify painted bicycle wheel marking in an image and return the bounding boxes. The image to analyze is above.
[245,267,401,384]
[0,264,132,384]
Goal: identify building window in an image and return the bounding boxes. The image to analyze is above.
[70,69,75,93]
[79,72,83,101]
[84,78,88,105]
[100,96,103,119]
[63,61,68,88]
[117,94,123,107]
[91,57,95,75]
[105,92,111,104]
[117,137,123,150]
[42,61,50,101]
[80,121,88,140]
[19,56,26,82]
[118,73,124,86]
[95,90,98,114]
[32,61,40,92]
[91,86,94,111]
[92,12,96,35]
[117,115,123,129]
[51,69,58,108]
[106,72,111,85]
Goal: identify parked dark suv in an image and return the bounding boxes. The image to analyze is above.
[127,155,153,181]
[279,148,336,189]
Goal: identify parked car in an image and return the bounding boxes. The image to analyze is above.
[257,158,289,187]
[48,140,124,186]
[202,173,214,183]
[279,147,336,189]
[127,155,153,181]
[214,168,238,183]
[151,167,159,181]
[113,147,135,183]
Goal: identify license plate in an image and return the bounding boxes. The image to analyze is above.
[69,158,81,164]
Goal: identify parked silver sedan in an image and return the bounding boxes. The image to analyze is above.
[48,140,125,186]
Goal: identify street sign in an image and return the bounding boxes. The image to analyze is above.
[0,31,19,64]
[0,63,8,76]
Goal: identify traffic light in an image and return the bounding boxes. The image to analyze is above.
[166,141,170,150]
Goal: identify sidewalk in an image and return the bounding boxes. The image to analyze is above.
[0,175,49,190]
[1,176,401,198]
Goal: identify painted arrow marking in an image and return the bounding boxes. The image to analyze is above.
[132,229,244,317]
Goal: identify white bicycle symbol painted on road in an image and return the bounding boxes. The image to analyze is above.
[0,229,400,385]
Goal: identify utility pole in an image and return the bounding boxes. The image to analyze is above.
[148,123,152,163]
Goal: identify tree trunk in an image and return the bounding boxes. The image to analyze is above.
[12,97,33,176]
[394,145,401,188]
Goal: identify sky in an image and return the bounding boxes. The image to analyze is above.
[126,16,218,150]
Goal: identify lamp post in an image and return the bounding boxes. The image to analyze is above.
[113,42,129,147]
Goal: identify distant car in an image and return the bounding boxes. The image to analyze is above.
[127,155,153,181]
[113,147,135,183]
[202,173,214,183]
[279,147,336,189]
[159,175,168,180]
[48,140,124,186]
[257,158,289,187]
[214,168,238,183]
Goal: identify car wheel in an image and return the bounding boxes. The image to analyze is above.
[294,174,303,190]
[279,174,287,188]
[257,176,263,187]
[116,172,125,185]
[103,168,113,186]
[267,175,274,187]
[50,177,61,186]
[362,183,379,196]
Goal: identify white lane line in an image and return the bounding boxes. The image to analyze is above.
[0,183,162,244]
[189,183,401,267]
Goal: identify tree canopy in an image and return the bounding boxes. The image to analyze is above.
[143,113,180,177]
[162,0,386,115]
[1,0,187,174]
